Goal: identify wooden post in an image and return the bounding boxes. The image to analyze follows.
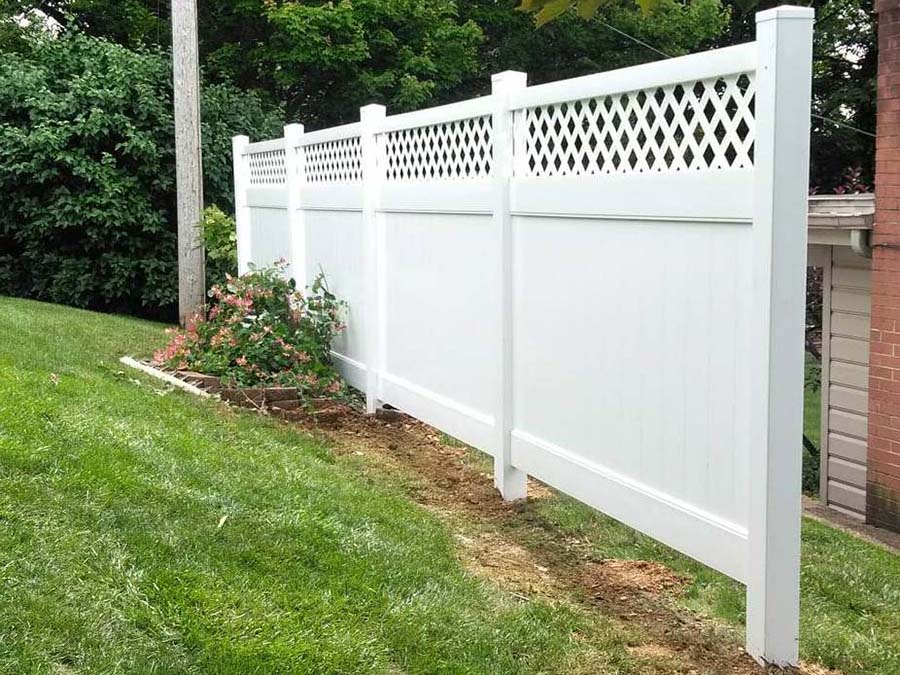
[746,5,814,666]
[492,70,528,501]
[360,104,386,414]
[172,0,205,325]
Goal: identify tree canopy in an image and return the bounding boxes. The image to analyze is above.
[4,0,878,190]
[8,1,732,124]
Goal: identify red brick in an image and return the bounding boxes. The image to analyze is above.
[872,282,900,298]
[869,449,900,468]
[868,450,900,469]
[878,331,900,345]
[871,375,900,392]
[869,469,900,491]
[871,341,894,356]
[871,294,900,310]
[877,185,900,199]
[874,398,900,415]
[872,306,900,322]
[874,422,900,443]
[869,434,895,454]
[865,0,900,530]
[871,317,897,332]
[869,353,900,369]
[876,160,900,175]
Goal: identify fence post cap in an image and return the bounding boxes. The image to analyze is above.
[755,5,815,23]
[491,70,527,87]
[360,103,387,121]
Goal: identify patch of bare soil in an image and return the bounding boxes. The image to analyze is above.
[454,531,561,599]
[586,559,688,595]
[286,408,838,675]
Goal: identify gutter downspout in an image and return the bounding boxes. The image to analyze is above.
[851,228,872,259]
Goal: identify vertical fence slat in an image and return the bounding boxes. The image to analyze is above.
[232,135,251,274]
[492,71,529,500]
[284,124,306,285]
[746,6,814,667]
[361,104,387,414]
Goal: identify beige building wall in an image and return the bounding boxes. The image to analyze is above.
[816,245,871,518]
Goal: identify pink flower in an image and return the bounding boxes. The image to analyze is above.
[236,356,248,367]
[152,331,189,366]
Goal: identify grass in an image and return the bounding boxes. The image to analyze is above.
[0,297,898,674]
[516,494,900,674]
[803,356,822,496]
[443,364,899,674]
[0,297,634,674]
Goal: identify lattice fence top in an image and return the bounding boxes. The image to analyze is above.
[303,137,363,184]
[248,150,287,185]
[383,116,493,181]
[519,73,755,178]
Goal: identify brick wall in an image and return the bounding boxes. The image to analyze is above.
[868,0,900,531]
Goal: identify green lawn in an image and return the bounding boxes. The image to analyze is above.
[803,356,822,495]
[1,297,898,675]
[520,493,900,675]
[0,298,632,674]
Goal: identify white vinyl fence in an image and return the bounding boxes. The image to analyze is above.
[233,7,813,666]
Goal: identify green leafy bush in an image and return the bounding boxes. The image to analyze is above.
[0,28,282,317]
[153,264,347,398]
[202,205,238,289]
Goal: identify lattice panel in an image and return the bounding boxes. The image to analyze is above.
[304,137,362,184]
[520,73,755,177]
[384,116,492,181]
[248,150,287,185]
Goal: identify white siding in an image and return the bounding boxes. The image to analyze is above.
[821,246,870,519]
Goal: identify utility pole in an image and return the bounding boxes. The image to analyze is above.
[171,0,205,325]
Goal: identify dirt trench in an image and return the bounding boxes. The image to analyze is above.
[289,408,838,675]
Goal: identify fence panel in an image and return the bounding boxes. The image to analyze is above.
[233,7,814,666]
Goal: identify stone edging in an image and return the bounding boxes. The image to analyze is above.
[120,356,350,424]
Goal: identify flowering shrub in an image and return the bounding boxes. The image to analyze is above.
[153,263,347,398]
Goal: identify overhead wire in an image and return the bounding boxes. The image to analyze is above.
[596,17,875,140]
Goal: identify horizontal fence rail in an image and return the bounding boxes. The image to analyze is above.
[232,6,814,666]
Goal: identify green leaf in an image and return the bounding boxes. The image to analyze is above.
[576,0,605,20]
[635,0,664,14]
[515,0,546,12]
[534,0,573,27]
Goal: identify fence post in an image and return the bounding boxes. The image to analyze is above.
[746,6,814,667]
[361,104,387,414]
[284,124,306,285]
[232,135,251,274]
[492,71,528,501]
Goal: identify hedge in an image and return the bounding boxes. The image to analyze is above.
[0,29,282,318]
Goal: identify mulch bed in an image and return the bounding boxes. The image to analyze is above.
[172,369,353,426]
